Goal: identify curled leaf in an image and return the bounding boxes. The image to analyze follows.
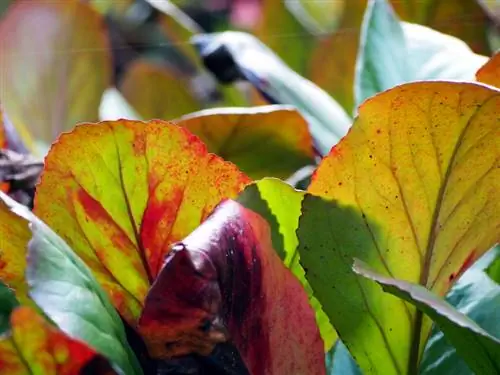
[0,306,117,374]
[34,120,250,324]
[138,200,326,374]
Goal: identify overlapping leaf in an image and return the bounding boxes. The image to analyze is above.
[355,0,488,108]
[0,1,111,149]
[298,82,499,374]
[0,195,31,305]
[236,178,336,350]
[476,52,500,88]
[354,260,500,375]
[120,60,201,121]
[138,200,326,374]
[174,106,314,179]
[33,120,250,325]
[0,306,117,374]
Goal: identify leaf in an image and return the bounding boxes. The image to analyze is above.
[354,260,500,375]
[308,0,366,113]
[476,52,500,88]
[99,88,142,122]
[0,306,118,375]
[192,31,352,155]
[254,0,313,75]
[390,0,490,54]
[174,106,314,179]
[33,120,250,325]
[236,178,336,350]
[0,194,31,305]
[0,1,112,150]
[120,60,201,121]
[298,81,499,374]
[485,246,500,284]
[420,252,500,374]
[326,340,362,375]
[0,280,18,335]
[355,0,488,109]
[284,0,345,35]
[138,200,326,374]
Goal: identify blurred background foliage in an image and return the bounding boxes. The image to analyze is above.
[0,0,499,156]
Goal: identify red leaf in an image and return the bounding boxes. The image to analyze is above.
[138,200,325,374]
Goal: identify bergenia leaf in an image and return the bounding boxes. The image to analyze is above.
[298,81,499,374]
[0,306,117,375]
[0,280,18,335]
[138,200,326,374]
[192,31,351,156]
[355,0,487,109]
[0,194,31,305]
[353,260,500,375]
[174,106,315,179]
[0,1,111,150]
[237,178,336,350]
[120,60,201,121]
[33,120,250,324]
[476,52,500,88]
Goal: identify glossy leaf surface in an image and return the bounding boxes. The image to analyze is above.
[0,1,111,149]
[174,106,314,179]
[0,306,117,375]
[24,203,142,375]
[34,120,250,324]
[139,200,325,374]
[354,260,500,375]
[120,60,201,121]
[355,0,487,108]
[299,81,499,374]
[236,178,336,349]
[193,31,351,155]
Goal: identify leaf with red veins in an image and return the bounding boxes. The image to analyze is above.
[138,200,326,375]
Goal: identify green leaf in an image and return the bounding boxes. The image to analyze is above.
[237,178,336,350]
[486,245,500,284]
[355,0,488,108]
[421,254,500,374]
[3,198,143,375]
[0,281,18,335]
[354,260,500,375]
[192,31,352,155]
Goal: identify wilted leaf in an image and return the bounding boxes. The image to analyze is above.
[138,200,326,374]
[237,178,336,350]
[0,1,112,149]
[0,194,31,305]
[355,0,487,108]
[34,120,250,324]
[476,52,500,87]
[421,253,500,374]
[254,0,313,75]
[0,306,117,374]
[120,60,201,121]
[298,82,499,374]
[354,260,500,375]
[391,0,490,54]
[174,106,314,179]
[193,31,351,155]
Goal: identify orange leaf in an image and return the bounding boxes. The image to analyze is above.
[0,0,112,149]
[476,52,500,88]
[139,200,326,374]
[120,60,201,121]
[0,195,31,306]
[0,306,116,374]
[33,120,250,324]
[174,106,315,179]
